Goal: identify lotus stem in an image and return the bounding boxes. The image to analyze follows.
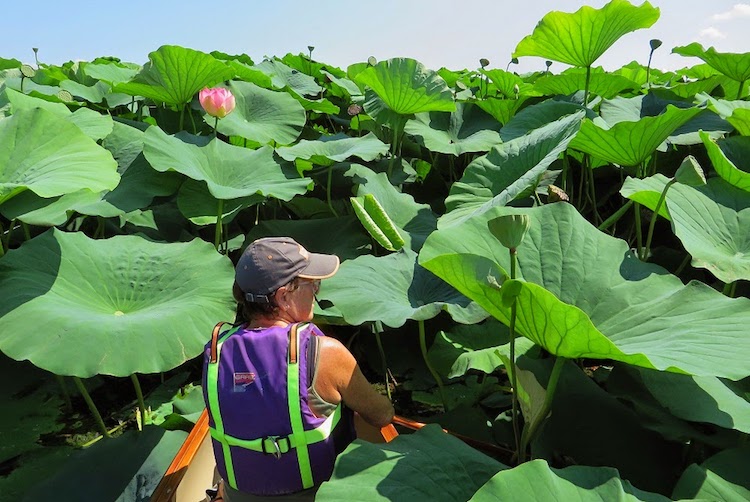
[73,377,110,438]
[418,319,445,409]
[583,66,591,108]
[508,248,521,459]
[598,200,633,233]
[214,199,224,251]
[3,218,16,250]
[21,222,31,241]
[674,253,692,276]
[326,165,338,217]
[131,374,147,430]
[646,49,655,89]
[586,156,601,225]
[373,322,391,400]
[55,374,73,412]
[519,356,566,462]
[0,222,4,258]
[737,80,746,100]
[189,108,198,135]
[642,179,676,260]
[634,202,643,259]
[179,105,185,131]
[214,116,219,139]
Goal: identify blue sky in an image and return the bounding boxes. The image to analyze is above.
[3,1,749,73]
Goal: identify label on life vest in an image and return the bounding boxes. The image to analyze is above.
[233,372,256,392]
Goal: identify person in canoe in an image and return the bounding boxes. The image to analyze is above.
[202,237,394,501]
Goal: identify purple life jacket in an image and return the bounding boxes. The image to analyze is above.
[202,322,355,495]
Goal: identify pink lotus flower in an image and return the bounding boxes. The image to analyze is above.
[199,87,235,119]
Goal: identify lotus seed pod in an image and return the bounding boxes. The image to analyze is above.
[21,64,35,78]
[367,56,377,66]
[57,90,73,102]
[674,155,706,187]
[479,58,490,68]
[511,58,519,65]
[545,60,553,68]
[347,103,363,116]
[547,184,570,203]
[32,47,38,54]
[649,39,662,51]
[487,214,530,250]
[308,46,315,53]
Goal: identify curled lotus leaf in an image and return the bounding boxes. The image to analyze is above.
[0,229,235,377]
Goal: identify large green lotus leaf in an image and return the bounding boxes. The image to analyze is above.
[1,88,114,140]
[526,358,683,494]
[428,318,536,379]
[144,127,309,201]
[226,60,274,89]
[620,175,672,220]
[212,80,305,145]
[672,447,750,501]
[244,215,371,262]
[22,426,188,502]
[0,229,235,377]
[663,75,725,99]
[344,164,437,251]
[625,175,750,283]
[60,79,109,103]
[0,189,123,226]
[276,132,388,166]
[608,364,750,435]
[533,72,638,99]
[290,94,340,114]
[0,355,64,463]
[404,102,501,156]
[513,0,659,68]
[114,45,233,105]
[82,62,139,85]
[481,69,528,99]
[252,59,322,97]
[476,96,528,126]
[568,105,701,166]
[321,69,363,101]
[0,108,119,205]
[672,43,750,84]
[441,111,582,228]
[419,203,750,380]
[702,132,750,191]
[317,247,487,328]
[317,425,504,501]
[727,108,750,136]
[176,178,262,225]
[706,95,750,120]
[500,100,585,142]
[354,58,455,115]
[471,460,669,502]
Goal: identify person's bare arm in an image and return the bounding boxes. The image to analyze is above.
[314,336,394,427]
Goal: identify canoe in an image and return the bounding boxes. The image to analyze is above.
[149,410,398,502]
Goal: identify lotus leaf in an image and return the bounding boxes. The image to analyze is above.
[476,96,528,126]
[317,247,487,328]
[513,0,660,68]
[568,105,701,166]
[317,425,504,501]
[114,45,233,105]
[500,100,585,142]
[420,203,750,379]
[213,80,306,145]
[672,43,750,84]
[442,111,582,228]
[354,58,455,115]
[144,127,309,201]
[470,459,669,501]
[672,447,750,501]
[176,178,263,226]
[622,175,750,283]
[0,108,119,205]
[727,108,750,136]
[253,59,322,97]
[82,62,139,85]
[0,229,235,377]
[702,132,750,191]
[276,132,388,166]
[404,102,502,156]
[533,72,638,99]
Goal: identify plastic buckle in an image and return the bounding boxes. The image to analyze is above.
[262,436,291,459]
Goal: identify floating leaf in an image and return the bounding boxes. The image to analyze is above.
[0,230,235,377]
[513,0,660,67]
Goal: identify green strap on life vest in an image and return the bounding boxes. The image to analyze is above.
[207,323,339,491]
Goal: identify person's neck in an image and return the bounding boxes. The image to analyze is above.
[246,315,292,329]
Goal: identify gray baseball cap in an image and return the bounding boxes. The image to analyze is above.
[235,237,339,303]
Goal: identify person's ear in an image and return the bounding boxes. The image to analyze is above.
[274,287,288,309]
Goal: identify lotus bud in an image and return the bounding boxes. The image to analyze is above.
[479,58,490,68]
[649,39,662,51]
[674,155,706,187]
[367,56,377,66]
[199,87,236,119]
[547,184,569,203]
[487,214,530,250]
[347,103,363,116]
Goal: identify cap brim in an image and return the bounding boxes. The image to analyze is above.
[297,252,339,280]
